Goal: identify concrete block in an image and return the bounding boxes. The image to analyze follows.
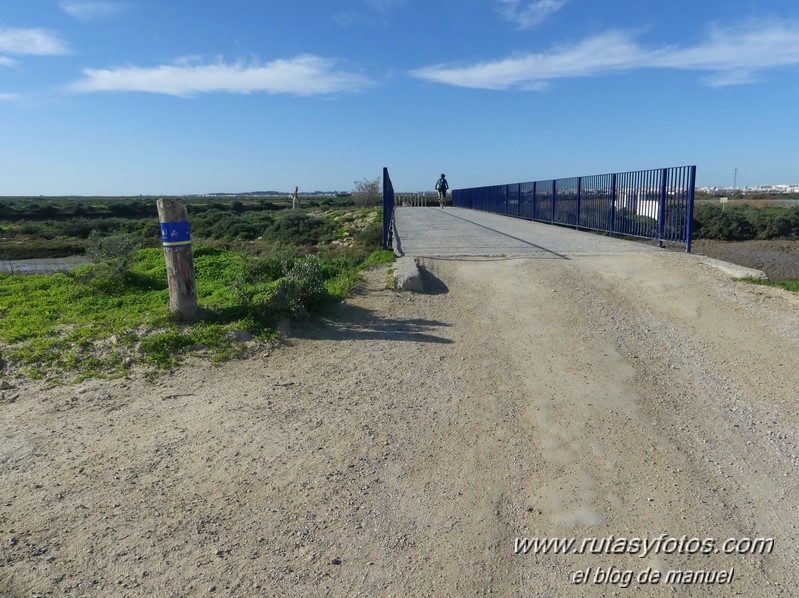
[695,256,768,280]
[393,256,423,292]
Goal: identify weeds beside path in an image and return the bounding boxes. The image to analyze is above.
[0,246,394,381]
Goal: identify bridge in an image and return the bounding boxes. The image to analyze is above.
[383,165,698,256]
[393,206,660,259]
[392,205,763,283]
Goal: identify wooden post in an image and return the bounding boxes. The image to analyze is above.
[157,198,199,322]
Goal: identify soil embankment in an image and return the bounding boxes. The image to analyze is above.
[691,239,799,281]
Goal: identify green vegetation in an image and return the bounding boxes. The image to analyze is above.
[0,197,393,382]
[741,277,799,293]
[0,194,359,259]
[0,243,392,381]
[693,204,799,241]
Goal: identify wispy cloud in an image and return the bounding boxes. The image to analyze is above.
[333,0,406,26]
[410,31,646,90]
[0,27,71,55]
[409,20,799,89]
[0,92,23,101]
[59,1,128,21]
[67,55,375,97]
[496,0,567,30]
[362,0,407,13]
[0,56,20,67]
[650,20,799,72]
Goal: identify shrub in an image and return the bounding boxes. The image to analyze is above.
[692,204,799,241]
[86,230,141,269]
[231,253,330,319]
[265,212,330,246]
[354,222,383,250]
[761,211,799,239]
[352,177,381,207]
[79,231,143,293]
[693,205,756,240]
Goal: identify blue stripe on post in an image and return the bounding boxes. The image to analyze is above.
[160,220,192,247]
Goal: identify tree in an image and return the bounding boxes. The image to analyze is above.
[352,177,381,207]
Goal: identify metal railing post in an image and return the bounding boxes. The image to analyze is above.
[657,168,667,248]
[609,173,617,238]
[685,166,696,253]
[382,167,394,250]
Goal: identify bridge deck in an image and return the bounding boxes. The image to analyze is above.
[393,207,659,258]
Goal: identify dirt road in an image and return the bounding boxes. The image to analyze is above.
[2,250,798,596]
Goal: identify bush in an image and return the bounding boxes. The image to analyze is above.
[352,177,381,207]
[761,211,799,239]
[265,212,330,246]
[232,253,330,319]
[693,205,756,240]
[86,230,141,268]
[692,204,799,241]
[79,231,143,293]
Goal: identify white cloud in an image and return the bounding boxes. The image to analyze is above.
[496,0,567,29]
[68,55,375,97]
[0,56,20,67]
[409,20,799,89]
[0,92,22,101]
[410,31,647,89]
[650,20,799,86]
[701,70,761,87]
[0,27,71,55]
[59,1,127,21]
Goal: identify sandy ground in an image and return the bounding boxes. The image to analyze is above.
[2,250,798,597]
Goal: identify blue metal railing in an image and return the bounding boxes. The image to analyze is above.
[382,167,395,250]
[453,165,697,251]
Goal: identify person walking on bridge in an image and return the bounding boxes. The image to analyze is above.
[435,174,449,208]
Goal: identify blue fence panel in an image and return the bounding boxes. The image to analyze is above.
[554,177,579,227]
[499,185,509,215]
[530,180,551,222]
[519,182,534,219]
[579,173,613,232]
[508,183,520,218]
[452,165,696,250]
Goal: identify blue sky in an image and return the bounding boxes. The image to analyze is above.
[1,0,798,195]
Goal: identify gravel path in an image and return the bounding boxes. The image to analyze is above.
[1,248,798,596]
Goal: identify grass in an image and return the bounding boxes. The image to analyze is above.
[742,277,799,293]
[0,244,394,382]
